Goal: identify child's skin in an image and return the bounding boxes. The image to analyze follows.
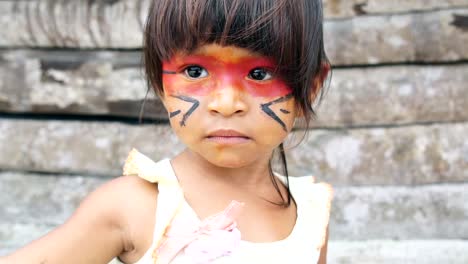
[0,44,328,264]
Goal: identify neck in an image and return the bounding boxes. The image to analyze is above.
[172,148,274,188]
[172,148,291,207]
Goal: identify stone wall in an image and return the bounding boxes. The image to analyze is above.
[1,0,467,263]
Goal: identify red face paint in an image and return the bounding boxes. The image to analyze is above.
[162,45,292,98]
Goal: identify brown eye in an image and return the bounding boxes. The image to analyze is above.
[184,65,208,79]
[248,68,273,81]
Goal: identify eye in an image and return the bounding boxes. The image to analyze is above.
[184,65,208,79]
[248,68,273,81]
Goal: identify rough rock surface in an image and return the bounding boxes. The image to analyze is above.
[328,240,468,264]
[0,0,147,48]
[0,50,163,119]
[316,65,468,127]
[1,52,467,126]
[0,172,107,254]
[1,119,466,185]
[0,119,184,175]
[323,0,468,18]
[325,9,468,64]
[1,173,467,250]
[330,184,468,239]
[288,123,468,185]
[0,2,467,64]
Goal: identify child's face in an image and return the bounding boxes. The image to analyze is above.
[161,44,297,168]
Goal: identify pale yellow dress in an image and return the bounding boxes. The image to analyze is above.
[111,149,333,264]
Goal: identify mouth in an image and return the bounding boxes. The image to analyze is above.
[206,129,251,144]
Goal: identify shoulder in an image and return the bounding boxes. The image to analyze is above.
[64,175,158,230]
[75,175,160,261]
[79,175,159,242]
[108,174,159,199]
[85,175,158,218]
[102,176,159,259]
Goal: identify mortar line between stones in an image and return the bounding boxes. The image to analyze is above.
[0,46,142,52]
[1,48,468,68]
[332,59,468,69]
[0,112,169,126]
[0,168,116,179]
[294,120,468,131]
[331,181,468,189]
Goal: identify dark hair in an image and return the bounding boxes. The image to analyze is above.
[143,0,330,207]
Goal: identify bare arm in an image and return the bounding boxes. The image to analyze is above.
[317,227,329,264]
[0,177,139,264]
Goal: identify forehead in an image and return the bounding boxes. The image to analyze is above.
[174,44,266,63]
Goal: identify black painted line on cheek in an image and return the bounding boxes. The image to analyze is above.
[171,95,200,127]
[163,70,176,74]
[169,110,181,118]
[260,94,294,132]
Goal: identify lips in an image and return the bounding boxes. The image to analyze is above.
[206,129,250,144]
[207,129,249,138]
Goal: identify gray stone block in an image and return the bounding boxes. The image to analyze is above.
[0,119,184,175]
[314,65,468,127]
[0,2,466,64]
[0,223,56,256]
[0,173,106,225]
[0,172,106,255]
[1,173,467,249]
[325,9,468,65]
[323,0,468,18]
[1,119,467,186]
[0,50,165,119]
[330,184,468,239]
[1,52,467,126]
[328,240,468,264]
[0,0,147,48]
[288,123,468,185]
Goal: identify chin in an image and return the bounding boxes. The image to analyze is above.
[203,152,254,169]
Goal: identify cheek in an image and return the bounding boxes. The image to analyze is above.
[280,100,297,125]
[257,96,296,130]
[162,75,180,95]
[163,98,180,114]
[244,80,292,98]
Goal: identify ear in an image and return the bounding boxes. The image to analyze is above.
[296,63,331,118]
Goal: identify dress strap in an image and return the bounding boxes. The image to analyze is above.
[287,176,333,250]
[123,148,184,264]
[123,148,179,185]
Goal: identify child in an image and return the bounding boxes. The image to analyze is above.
[1,0,332,263]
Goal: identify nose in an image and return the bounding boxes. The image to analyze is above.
[207,84,249,117]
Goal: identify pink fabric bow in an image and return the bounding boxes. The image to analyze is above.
[155,200,244,263]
